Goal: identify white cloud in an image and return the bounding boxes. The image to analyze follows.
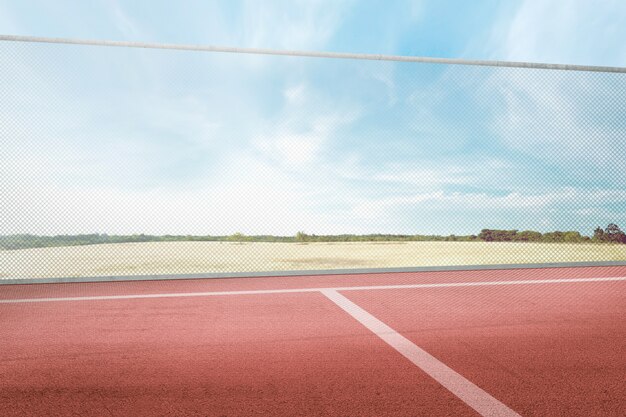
[347,187,626,232]
[254,85,361,168]
[108,0,149,40]
[333,160,493,190]
[480,66,626,185]
[494,0,626,67]
[357,61,397,106]
[239,0,354,50]
[6,181,624,236]
[467,1,626,184]
[252,112,354,168]
[0,152,343,235]
[283,83,307,104]
[0,40,364,235]
[263,134,323,166]
[0,3,19,33]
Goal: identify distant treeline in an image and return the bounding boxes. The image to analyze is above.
[478,223,626,244]
[1,224,624,250]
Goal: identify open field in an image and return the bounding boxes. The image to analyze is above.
[1,241,626,280]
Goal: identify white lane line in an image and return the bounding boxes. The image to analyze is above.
[321,289,521,417]
[0,276,624,304]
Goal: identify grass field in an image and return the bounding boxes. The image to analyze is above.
[2,241,626,280]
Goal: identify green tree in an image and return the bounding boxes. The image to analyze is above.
[228,232,246,243]
[516,230,543,242]
[478,229,495,242]
[543,231,564,242]
[563,231,582,243]
[295,231,309,243]
[592,226,605,242]
[605,223,626,244]
[479,229,518,242]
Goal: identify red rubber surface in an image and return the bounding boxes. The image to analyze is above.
[344,280,626,416]
[1,266,625,416]
[1,292,476,417]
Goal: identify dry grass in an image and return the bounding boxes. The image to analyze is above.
[1,241,625,279]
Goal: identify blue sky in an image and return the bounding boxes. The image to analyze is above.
[1,0,625,236]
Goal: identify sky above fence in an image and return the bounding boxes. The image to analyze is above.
[1,1,625,236]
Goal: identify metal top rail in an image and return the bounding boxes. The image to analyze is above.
[2,34,626,74]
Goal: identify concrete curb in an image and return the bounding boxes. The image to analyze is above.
[2,261,625,285]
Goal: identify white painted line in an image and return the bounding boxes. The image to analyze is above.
[0,276,624,304]
[0,288,315,303]
[321,289,521,417]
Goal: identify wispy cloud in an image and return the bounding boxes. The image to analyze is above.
[492,0,626,67]
[108,0,147,40]
[253,101,361,169]
[0,3,19,33]
[486,68,626,178]
[238,0,354,50]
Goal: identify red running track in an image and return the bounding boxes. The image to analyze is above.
[0,266,625,416]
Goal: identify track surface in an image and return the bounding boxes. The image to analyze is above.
[1,266,625,416]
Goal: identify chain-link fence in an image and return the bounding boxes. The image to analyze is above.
[1,38,625,280]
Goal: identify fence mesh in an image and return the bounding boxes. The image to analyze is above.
[1,40,625,280]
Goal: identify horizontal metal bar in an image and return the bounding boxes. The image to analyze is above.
[1,261,625,285]
[1,34,625,73]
